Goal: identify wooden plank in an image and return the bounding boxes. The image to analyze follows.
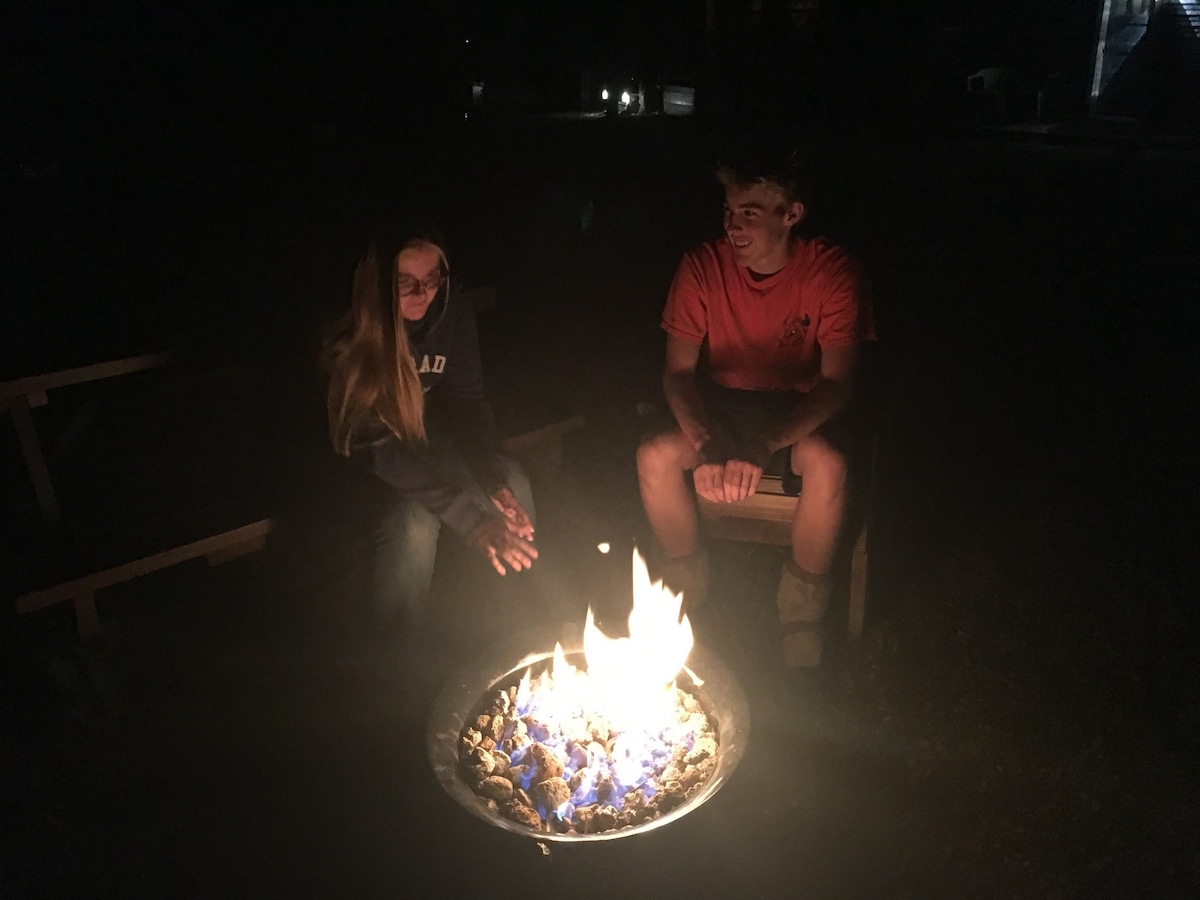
[701,515,791,546]
[848,522,868,640]
[15,519,274,614]
[698,492,796,523]
[514,440,564,470]
[151,363,245,396]
[6,393,61,522]
[0,351,179,400]
[206,532,268,566]
[501,415,587,456]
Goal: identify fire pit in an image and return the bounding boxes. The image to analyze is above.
[427,551,751,842]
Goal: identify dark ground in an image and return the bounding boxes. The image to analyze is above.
[3,114,1199,898]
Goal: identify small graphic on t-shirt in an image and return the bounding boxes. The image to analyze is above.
[778,314,810,345]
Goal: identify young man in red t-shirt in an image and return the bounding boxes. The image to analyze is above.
[637,157,875,667]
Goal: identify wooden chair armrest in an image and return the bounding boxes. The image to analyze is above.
[501,415,586,471]
[0,351,180,401]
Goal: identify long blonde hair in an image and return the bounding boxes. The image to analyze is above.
[323,235,448,456]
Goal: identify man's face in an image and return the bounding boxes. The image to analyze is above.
[722,182,803,273]
[395,242,444,322]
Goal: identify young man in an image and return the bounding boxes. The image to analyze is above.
[636,155,875,667]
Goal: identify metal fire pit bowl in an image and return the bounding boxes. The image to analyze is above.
[427,622,751,842]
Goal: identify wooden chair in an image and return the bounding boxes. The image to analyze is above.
[3,352,274,636]
[2,351,178,524]
[658,343,897,641]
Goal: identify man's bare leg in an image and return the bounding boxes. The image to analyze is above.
[636,427,701,558]
[636,427,710,609]
[788,433,848,574]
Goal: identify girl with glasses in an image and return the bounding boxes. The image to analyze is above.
[323,223,537,663]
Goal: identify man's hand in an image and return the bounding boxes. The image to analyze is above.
[722,458,761,501]
[490,486,534,540]
[695,435,770,503]
[693,435,732,502]
[470,516,538,575]
[693,460,727,502]
[722,436,770,501]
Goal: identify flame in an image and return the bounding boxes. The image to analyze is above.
[583,549,693,731]
[505,547,704,825]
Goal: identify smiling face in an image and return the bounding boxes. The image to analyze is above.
[722,182,803,275]
[394,241,446,322]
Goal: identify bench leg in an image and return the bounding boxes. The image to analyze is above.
[8,393,61,523]
[848,522,868,640]
[73,591,100,638]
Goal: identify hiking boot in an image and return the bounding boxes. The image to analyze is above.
[777,559,833,668]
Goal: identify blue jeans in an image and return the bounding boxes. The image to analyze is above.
[372,452,534,637]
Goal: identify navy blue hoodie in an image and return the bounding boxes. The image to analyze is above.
[362,283,507,539]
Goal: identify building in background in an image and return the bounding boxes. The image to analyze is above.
[1089,0,1200,127]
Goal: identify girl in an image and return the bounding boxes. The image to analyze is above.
[323,224,536,640]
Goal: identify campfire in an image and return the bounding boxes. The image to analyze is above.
[428,549,750,841]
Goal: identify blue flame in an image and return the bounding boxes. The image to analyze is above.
[497,666,711,824]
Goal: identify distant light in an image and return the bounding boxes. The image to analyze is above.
[620,91,630,105]
[463,112,468,120]
[464,39,470,44]
[597,542,610,554]
[601,88,608,101]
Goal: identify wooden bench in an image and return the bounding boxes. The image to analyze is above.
[14,520,273,636]
[3,352,274,636]
[1,351,179,524]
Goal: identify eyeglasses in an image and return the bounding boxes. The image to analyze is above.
[396,271,446,298]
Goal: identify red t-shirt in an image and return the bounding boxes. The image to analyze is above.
[662,237,875,392]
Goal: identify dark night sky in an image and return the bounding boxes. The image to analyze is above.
[5,0,1104,158]
[3,0,1106,374]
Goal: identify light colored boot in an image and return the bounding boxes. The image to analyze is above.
[776,559,834,668]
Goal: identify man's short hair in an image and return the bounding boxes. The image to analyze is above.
[715,143,813,209]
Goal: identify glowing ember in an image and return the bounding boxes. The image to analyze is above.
[457,549,718,835]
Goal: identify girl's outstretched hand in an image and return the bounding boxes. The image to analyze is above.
[490,486,535,540]
[470,516,538,575]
